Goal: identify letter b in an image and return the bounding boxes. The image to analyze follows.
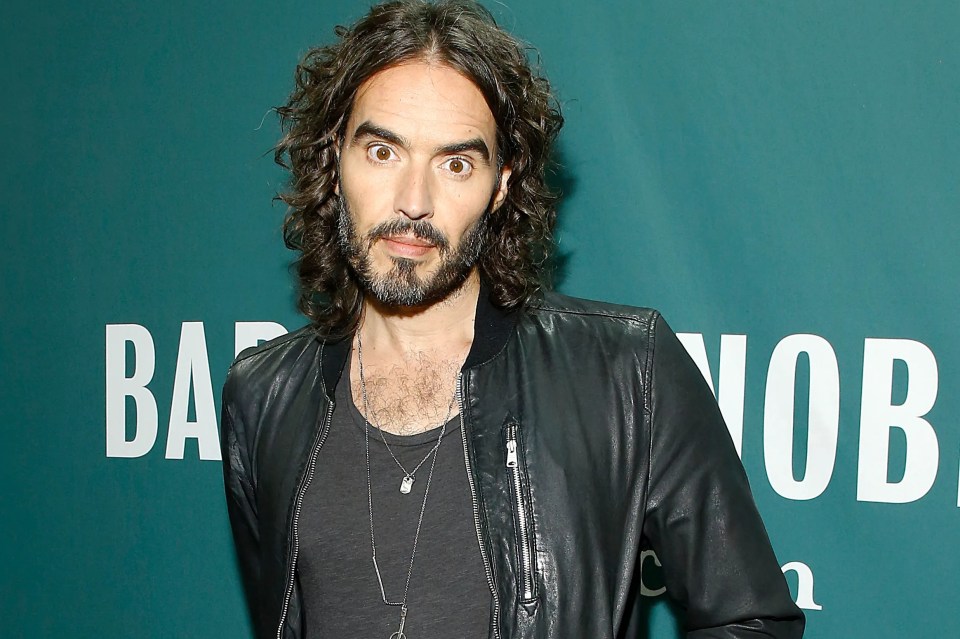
[857,339,939,503]
[105,324,158,458]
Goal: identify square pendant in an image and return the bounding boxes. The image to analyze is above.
[400,476,414,494]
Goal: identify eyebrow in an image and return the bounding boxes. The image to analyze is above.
[351,120,492,164]
[437,138,491,164]
[352,121,408,149]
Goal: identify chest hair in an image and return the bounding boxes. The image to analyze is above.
[352,352,462,436]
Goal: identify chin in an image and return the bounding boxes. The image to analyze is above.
[364,261,475,309]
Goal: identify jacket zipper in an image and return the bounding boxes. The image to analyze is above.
[505,422,536,601]
[276,399,335,639]
[458,373,502,639]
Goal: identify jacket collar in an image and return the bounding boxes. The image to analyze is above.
[463,278,520,369]
[316,278,520,397]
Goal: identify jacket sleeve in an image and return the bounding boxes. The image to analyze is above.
[220,362,264,635]
[641,314,805,638]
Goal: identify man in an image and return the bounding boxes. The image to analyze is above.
[220,1,806,638]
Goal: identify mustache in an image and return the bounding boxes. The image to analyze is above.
[365,218,450,253]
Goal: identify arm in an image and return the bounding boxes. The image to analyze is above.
[642,314,805,638]
[220,364,264,635]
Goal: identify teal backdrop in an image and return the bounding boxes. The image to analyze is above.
[3,1,958,637]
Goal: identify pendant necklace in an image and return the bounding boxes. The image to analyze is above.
[357,333,457,494]
[357,330,461,639]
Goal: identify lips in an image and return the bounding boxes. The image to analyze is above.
[383,234,434,248]
[380,234,435,257]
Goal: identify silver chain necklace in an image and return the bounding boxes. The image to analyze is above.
[357,333,454,494]
[356,330,461,639]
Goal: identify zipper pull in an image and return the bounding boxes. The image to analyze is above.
[506,439,518,468]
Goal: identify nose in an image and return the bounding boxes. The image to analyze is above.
[394,164,433,220]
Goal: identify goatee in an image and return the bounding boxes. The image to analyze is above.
[336,197,488,307]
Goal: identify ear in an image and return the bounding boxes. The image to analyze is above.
[490,164,512,212]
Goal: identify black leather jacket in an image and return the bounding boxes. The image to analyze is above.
[221,291,805,638]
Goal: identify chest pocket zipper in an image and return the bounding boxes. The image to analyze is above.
[505,421,538,604]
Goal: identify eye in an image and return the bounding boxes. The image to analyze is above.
[441,157,473,177]
[367,144,396,163]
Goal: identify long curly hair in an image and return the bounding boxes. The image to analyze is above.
[276,0,564,336]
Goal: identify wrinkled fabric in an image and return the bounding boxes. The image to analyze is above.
[220,291,805,639]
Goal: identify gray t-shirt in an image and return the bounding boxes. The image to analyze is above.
[297,358,492,638]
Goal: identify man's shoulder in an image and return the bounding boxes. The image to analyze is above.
[510,291,675,381]
[232,324,319,366]
[225,324,323,394]
[526,290,661,330]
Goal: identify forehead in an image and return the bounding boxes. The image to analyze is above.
[347,61,496,148]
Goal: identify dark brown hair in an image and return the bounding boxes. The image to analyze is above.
[276,0,563,335]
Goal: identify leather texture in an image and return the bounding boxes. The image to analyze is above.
[221,290,805,638]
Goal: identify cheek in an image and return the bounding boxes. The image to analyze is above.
[339,162,365,202]
[437,175,498,211]
[340,172,392,223]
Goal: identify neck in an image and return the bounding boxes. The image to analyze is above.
[358,270,480,358]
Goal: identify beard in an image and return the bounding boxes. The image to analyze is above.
[336,196,489,307]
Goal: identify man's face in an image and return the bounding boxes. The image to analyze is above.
[337,61,511,307]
